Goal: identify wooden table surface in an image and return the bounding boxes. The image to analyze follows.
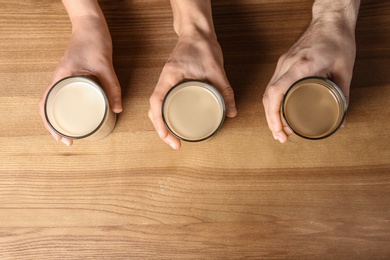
[1,0,389,258]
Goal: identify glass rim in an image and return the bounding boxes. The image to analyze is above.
[44,75,110,140]
[161,79,226,142]
[281,76,347,140]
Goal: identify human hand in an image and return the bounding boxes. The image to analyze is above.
[263,15,357,143]
[38,14,122,146]
[148,33,237,149]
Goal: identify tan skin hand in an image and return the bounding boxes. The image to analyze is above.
[149,33,237,149]
[263,19,356,143]
[38,15,122,146]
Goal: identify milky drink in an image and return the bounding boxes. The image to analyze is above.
[45,76,116,140]
[162,80,225,142]
[281,77,347,140]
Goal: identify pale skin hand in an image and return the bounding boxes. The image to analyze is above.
[148,0,237,150]
[38,0,122,146]
[263,0,361,143]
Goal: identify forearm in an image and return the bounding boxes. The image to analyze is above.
[312,0,361,30]
[62,0,107,32]
[170,0,216,38]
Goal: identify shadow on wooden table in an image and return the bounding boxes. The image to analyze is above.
[353,1,390,89]
[101,1,144,102]
[212,3,270,107]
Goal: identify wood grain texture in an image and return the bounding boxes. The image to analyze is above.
[0,0,389,259]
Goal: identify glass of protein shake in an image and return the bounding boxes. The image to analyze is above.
[281,76,347,140]
[162,80,226,142]
[44,76,116,141]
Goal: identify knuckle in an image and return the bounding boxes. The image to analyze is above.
[148,109,153,120]
[267,85,283,96]
[291,61,314,78]
[277,53,287,64]
[220,85,234,96]
[149,94,160,106]
[262,92,269,104]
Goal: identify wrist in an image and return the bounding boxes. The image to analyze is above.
[62,0,105,25]
[70,14,108,33]
[69,15,113,50]
[170,0,216,39]
[176,22,217,42]
[312,0,360,31]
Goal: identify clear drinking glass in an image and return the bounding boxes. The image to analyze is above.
[281,76,347,140]
[162,80,226,142]
[44,76,116,141]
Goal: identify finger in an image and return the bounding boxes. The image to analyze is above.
[39,67,74,145]
[269,53,288,86]
[272,132,288,143]
[96,66,122,113]
[331,72,352,128]
[210,70,237,118]
[59,136,73,146]
[340,118,347,128]
[149,94,181,150]
[149,70,184,149]
[268,52,301,87]
[331,72,351,106]
[263,83,285,135]
[38,99,73,146]
[264,67,311,142]
[283,126,294,136]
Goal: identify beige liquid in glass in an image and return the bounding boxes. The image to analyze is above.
[51,82,105,136]
[45,76,115,140]
[282,78,346,139]
[163,81,225,141]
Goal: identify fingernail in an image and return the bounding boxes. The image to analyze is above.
[168,141,177,150]
[273,133,284,143]
[61,138,71,146]
[113,101,122,113]
[228,106,238,117]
